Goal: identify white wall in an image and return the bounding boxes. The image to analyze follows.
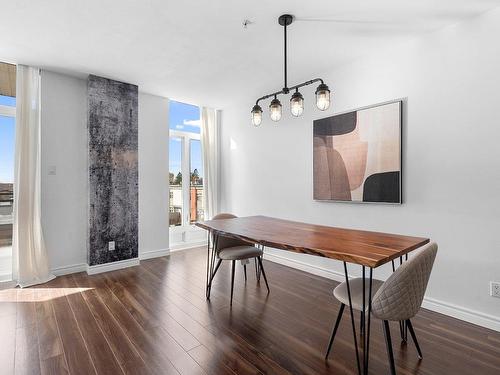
[138,93,170,258]
[41,72,170,272]
[220,8,500,330]
[41,71,88,272]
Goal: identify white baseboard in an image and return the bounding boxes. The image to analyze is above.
[169,241,207,253]
[86,258,140,275]
[140,248,170,260]
[264,251,500,332]
[0,273,13,283]
[421,297,500,332]
[49,246,179,278]
[51,263,87,276]
[264,251,346,282]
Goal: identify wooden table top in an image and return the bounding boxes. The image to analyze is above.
[196,215,430,268]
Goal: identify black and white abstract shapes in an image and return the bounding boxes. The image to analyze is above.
[88,75,138,266]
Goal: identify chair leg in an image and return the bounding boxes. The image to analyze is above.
[360,311,365,337]
[244,264,247,282]
[406,319,423,359]
[230,260,236,306]
[209,259,222,286]
[382,321,397,375]
[399,321,407,342]
[325,304,345,359]
[257,256,270,293]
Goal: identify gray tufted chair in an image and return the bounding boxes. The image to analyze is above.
[209,213,269,305]
[325,242,438,375]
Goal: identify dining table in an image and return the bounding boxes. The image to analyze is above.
[196,215,430,375]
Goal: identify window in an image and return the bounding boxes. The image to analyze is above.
[0,71,16,281]
[169,137,183,226]
[190,139,204,223]
[169,100,205,241]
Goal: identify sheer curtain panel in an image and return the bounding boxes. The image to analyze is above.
[12,65,54,287]
[201,107,220,219]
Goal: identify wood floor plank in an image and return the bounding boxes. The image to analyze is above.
[47,279,97,375]
[112,268,201,351]
[123,265,265,375]
[56,275,124,375]
[15,324,41,375]
[188,345,238,375]
[0,311,16,375]
[16,289,37,328]
[70,274,151,375]
[39,354,69,375]
[75,272,180,375]
[102,271,207,374]
[33,287,69,375]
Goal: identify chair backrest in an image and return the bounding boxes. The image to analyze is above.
[212,213,250,251]
[371,242,438,321]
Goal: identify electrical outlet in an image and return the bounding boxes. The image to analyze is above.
[490,282,500,298]
[108,241,115,251]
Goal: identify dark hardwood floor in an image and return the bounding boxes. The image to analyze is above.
[1,247,499,374]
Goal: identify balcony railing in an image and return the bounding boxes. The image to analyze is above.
[169,184,204,226]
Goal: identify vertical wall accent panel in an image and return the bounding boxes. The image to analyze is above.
[88,75,138,266]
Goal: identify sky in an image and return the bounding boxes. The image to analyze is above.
[0,95,16,184]
[169,100,203,179]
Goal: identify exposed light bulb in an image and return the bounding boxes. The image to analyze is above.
[251,104,263,126]
[269,97,282,122]
[290,90,304,117]
[315,83,331,111]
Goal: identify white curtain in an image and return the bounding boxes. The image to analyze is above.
[12,65,54,287]
[200,107,220,219]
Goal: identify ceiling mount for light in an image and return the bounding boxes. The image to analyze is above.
[251,14,331,126]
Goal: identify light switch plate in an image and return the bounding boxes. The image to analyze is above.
[108,241,115,251]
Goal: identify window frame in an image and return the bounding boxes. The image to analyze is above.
[0,104,16,117]
[169,129,202,229]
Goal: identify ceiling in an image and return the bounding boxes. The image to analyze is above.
[1,0,499,108]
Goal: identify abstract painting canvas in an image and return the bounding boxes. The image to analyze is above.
[313,101,402,203]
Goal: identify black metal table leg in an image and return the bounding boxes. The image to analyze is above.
[325,303,345,359]
[343,262,361,375]
[361,266,365,338]
[206,233,218,299]
[205,231,211,298]
[257,256,270,293]
[257,245,264,281]
[364,268,373,375]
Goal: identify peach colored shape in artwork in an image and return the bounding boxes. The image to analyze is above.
[313,136,351,200]
[331,125,368,191]
[357,102,401,177]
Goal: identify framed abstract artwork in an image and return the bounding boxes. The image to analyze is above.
[313,100,402,204]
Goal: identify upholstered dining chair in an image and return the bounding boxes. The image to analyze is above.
[325,242,438,375]
[208,213,270,305]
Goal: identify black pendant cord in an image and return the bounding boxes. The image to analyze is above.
[283,20,288,93]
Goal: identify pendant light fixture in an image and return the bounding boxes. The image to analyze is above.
[251,14,331,126]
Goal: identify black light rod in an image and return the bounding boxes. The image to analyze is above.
[284,21,287,91]
[255,78,325,105]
